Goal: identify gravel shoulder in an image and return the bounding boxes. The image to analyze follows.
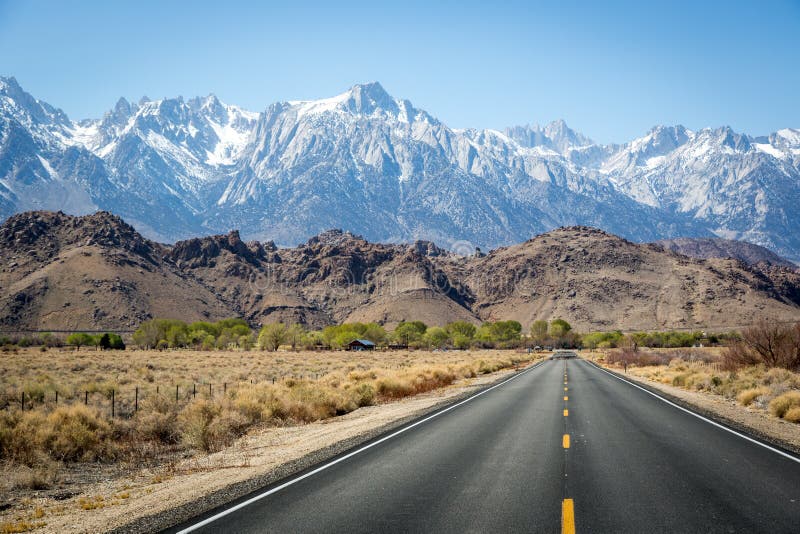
[594,362,800,456]
[12,366,530,533]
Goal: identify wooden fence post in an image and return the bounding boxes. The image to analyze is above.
[111,389,115,419]
[135,386,139,412]
[21,391,24,411]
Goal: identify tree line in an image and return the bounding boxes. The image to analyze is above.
[0,332,126,351]
[0,318,739,352]
[125,318,734,351]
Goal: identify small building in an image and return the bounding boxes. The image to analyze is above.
[348,339,376,351]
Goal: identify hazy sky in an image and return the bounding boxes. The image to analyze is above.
[1,0,798,143]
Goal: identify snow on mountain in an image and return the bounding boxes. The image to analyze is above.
[1,76,799,259]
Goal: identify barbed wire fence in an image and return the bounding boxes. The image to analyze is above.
[0,370,338,420]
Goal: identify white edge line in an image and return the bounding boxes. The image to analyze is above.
[590,362,800,465]
[176,360,547,533]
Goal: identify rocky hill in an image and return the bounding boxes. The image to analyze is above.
[2,211,800,332]
[653,237,796,268]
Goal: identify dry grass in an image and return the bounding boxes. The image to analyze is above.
[0,348,536,461]
[616,350,800,423]
[0,520,47,533]
[768,391,800,418]
[737,387,772,406]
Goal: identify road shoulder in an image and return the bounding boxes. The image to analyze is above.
[110,364,539,534]
[588,361,800,457]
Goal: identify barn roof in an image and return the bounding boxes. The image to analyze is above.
[352,339,376,346]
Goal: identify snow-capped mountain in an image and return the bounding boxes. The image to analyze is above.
[1,75,799,259]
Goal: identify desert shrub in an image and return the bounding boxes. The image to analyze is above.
[0,411,47,466]
[135,411,178,444]
[178,399,221,451]
[134,395,179,443]
[375,377,415,399]
[737,387,772,406]
[671,373,690,387]
[723,321,800,371]
[768,391,800,418]
[284,383,356,421]
[231,386,276,423]
[205,409,249,450]
[4,462,60,490]
[43,405,114,461]
[784,407,800,423]
[350,382,375,407]
[608,349,670,367]
[413,367,457,392]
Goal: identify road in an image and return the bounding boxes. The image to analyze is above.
[170,358,800,533]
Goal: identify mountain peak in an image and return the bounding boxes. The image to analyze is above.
[286,82,402,119]
[505,119,592,153]
[343,81,398,115]
[0,75,70,126]
[0,76,21,93]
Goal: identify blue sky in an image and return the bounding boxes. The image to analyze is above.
[0,0,798,143]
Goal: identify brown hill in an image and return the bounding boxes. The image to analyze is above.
[461,227,800,331]
[2,212,800,332]
[653,237,797,269]
[0,211,233,331]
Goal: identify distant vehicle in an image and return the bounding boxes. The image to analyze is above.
[550,351,578,360]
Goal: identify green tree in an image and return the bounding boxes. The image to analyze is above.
[133,319,188,349]
[393,321,427,345]
[106,333,126,350]
[66,332,94,349]
[530,320,549,343]
[446,321,476,339]
[549,319,572,339]
[425,326,450,349]
[201,334,216,351]
[166,324,189,348]
[238,334,254,350]
[188,321,220,338]
[489,321,523,342]
[362,323,388,344]
[98,333,112,350]
[301,330,325,350]
[451,333,472,350]
[259,323,288,351]
[285,324,306,350]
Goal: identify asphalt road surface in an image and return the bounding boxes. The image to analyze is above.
[171,359,800,533]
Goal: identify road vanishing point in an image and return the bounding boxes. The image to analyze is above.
[169,358,800,533]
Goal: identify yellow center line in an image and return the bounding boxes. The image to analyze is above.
[563,434,570,448]
[564,396,568,401]
[563,409,569,416]
[564,387,568,391]
[562,498,575,534]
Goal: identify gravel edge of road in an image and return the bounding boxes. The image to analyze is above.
[110,363,539,534]
[589,361,800,457]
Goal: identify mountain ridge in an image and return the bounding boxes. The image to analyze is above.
[2,210,800,333]
[2,77,800,259]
